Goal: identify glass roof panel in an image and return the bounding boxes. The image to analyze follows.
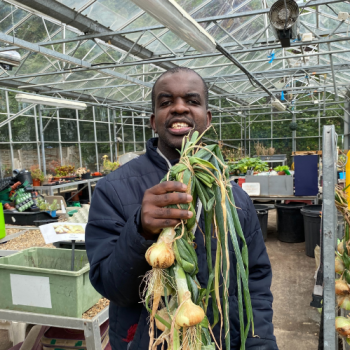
[57,0,90,9]
[81,0,142,31]
[15,15,60,43]
[1,0,350,107]
[193,0,242,19]
[0,2,29,34]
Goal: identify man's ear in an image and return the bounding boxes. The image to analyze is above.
[206,110,212,128]
[150,114,157,133]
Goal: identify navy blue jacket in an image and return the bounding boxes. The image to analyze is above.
[86,138,278,350]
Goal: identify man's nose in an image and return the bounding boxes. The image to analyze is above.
[171,98,189,114]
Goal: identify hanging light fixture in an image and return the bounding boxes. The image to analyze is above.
[129,0,216,53]
[15,94,87,110]
[269,0,300,47]
[130,0,290,113]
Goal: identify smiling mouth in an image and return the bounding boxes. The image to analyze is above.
[171,122,190,129]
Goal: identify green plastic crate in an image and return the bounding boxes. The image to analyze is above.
[0,248,101,317]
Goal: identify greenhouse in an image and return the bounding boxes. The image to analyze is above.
[0,0,349,349]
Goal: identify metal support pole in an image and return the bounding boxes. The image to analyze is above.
[327,44,338,100]
[113,109,118,160]
[292,112,296,152]
[244,116,247,157]
[38,105,46,175]
[344,102,349,150]
[322,124,337,350]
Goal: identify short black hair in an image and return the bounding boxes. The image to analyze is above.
[151,67,208,113]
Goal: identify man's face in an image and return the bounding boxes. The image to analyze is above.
[150,71,212,155]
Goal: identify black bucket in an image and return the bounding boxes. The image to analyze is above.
[301,205,322,258]
[254,204,270,241]
[256,210,268,241]
[275,202,306,243]
[254,204,270,211]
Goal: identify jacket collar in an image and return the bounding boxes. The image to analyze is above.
[146,138,179,172]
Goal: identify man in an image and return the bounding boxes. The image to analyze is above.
[86,67,278,350]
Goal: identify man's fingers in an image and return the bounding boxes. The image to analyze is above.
[151,219,182,231]
[153,207,193,220]
[153,192,192,207]
[149,181,188,195]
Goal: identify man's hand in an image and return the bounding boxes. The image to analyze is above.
[141,181,193,240]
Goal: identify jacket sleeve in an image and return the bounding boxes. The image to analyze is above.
[85,178,156,307]
[243,195,279,350]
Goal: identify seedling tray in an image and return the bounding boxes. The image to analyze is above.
[0,247,101,317]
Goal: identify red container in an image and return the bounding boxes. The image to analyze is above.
[32,179,41,187]
[238,178,246,188]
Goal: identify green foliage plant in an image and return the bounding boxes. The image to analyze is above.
[274,165,291,175]
[54,165,75,177]
[101,155,119,173]
[49,200,59,211]
[30,164,45,181]
[233,157,269,174]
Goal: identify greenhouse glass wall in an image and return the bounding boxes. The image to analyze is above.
[0,86,346,178]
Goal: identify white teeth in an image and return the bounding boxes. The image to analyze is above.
[171,122,189,129]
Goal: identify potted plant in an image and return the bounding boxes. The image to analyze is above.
[232,157,268,175]
[274,165,291,175]
[253,161,269,174]
[30,165,45,186]
[37,198,50,212]
[42,174,53,185]
[76,167,91,179]
[54,165,75,180]
[49,200,59,217]
[101,155,119,175]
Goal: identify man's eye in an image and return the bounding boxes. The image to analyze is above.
[160,101,171,106]
[189,100,199,104]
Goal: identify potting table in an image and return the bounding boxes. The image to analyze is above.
[250,194,319,204]
[33,177,102,203]
[0,306,109,350]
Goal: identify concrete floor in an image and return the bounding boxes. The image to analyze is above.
[0,209,320,350]
[267,209,320,350]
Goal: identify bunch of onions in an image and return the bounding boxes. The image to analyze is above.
[335,187,350,343]
[142,130,253,350]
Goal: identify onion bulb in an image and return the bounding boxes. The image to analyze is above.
[335,279,350,295]
[335,256,345,274]
[336,316,350,337]
[155,308,172,332]
[338,296,350,310]
[145,227,176,269]
[174,264,205,328]
[175,291,205,327]
[146,241,175,269]
[338,241,345,255]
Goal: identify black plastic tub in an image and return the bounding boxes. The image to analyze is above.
[253,204,270,241]
[254,204,274,211]
[301,205,322,258]
[256,210,268,241]
[275,202,306,243]
[4,211,57,226]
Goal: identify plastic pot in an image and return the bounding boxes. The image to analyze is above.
[256,210,268,241]
[32,179,41,187]
[301,205,322,258]
[275,202,306,243]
